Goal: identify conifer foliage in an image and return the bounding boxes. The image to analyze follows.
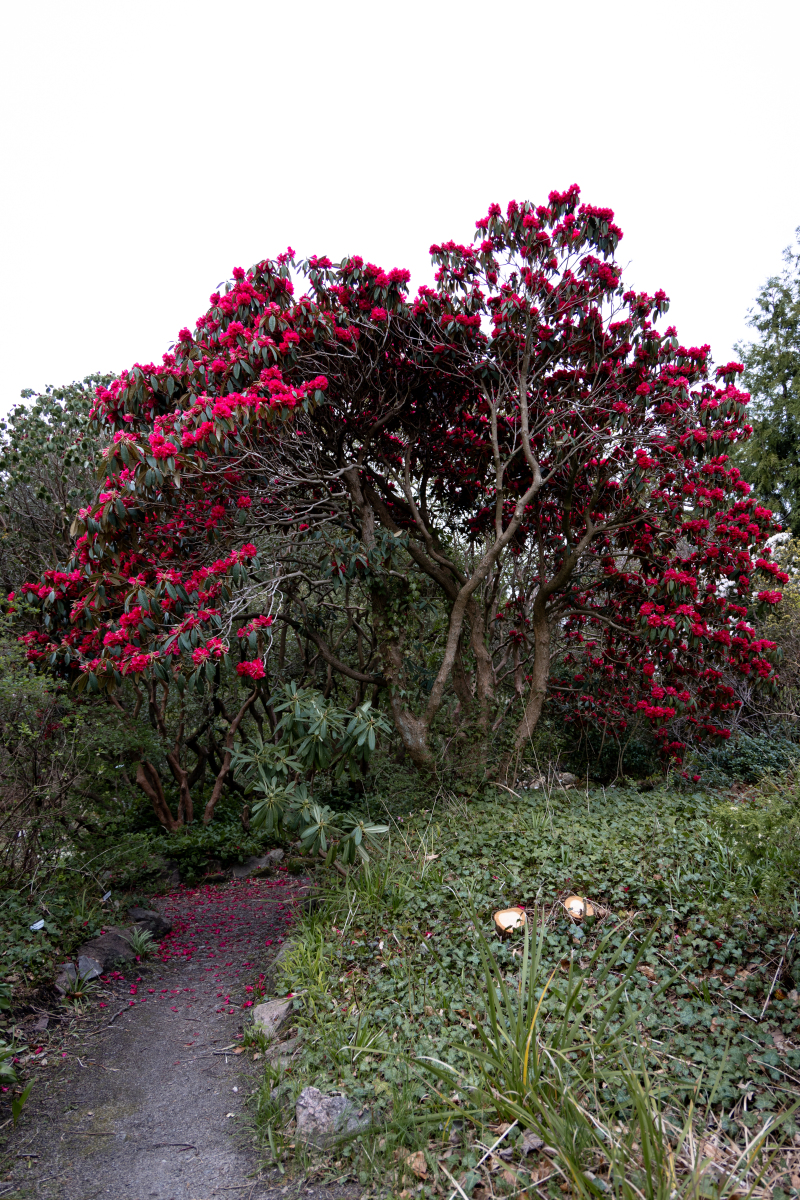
[735,229,800,533]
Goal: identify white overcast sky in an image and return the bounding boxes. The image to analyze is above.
[1,0,798,418]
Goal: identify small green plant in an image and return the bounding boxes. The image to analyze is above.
[338,1015,387,1070]
[66,888,100,926]
[59,970,98,1003]
[232,686,391,865]
[0,1039,21,1086]
[12,1079,34,1127]
[350,859,407,914]
[124,927,157,957]
[241,1025,271,1053]
[1,1040,33,1126]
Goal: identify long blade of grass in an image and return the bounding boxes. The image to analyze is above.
[522,965,556,1089]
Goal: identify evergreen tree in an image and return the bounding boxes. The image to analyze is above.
[0,376,113,590]
[736,231,800,532]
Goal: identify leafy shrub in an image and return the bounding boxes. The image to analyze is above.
[128,817,274,885]
[700,730,798,784]
[714,775,800,923]
[232,685,390,865]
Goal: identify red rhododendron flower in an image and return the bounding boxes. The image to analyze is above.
[236,660,265,679]
[20,186,785,829]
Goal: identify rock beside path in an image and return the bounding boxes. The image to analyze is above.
[252,997,293,1039]
[296,1087,371,1148]
[77,954,103,980]
[76,927,138,971]
[263,936,297,991]
[56,929,139,991]
[54,962,77,993]
[127,906,172,935]
[232,849,285,878]
[266,1034,301,1066]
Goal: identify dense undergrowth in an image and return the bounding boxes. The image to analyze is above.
[250,774,800,1197]
[2,747,800,1195]
[0,794,275,1003]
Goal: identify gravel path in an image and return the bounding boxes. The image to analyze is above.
[2,873,359,1200]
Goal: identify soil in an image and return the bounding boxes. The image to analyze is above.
[1,873,360,1200]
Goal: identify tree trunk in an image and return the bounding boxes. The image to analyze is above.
[166,752,193,825]
[500,608,551,781]
[202,690,258,825]
[377,614,436,771]
[346,466,437,770]
[467,599,494,734]
[451,634,474,714]
[387,697,435,771]
[135,760,182,832]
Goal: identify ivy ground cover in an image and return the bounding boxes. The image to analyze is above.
[263,783,800,1196]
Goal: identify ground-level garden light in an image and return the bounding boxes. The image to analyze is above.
[563,895,595,921]
[493,907,526,936]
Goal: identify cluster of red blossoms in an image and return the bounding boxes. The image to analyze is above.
[17,186,787,765]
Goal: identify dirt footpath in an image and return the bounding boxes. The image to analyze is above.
[2,874,358,1200]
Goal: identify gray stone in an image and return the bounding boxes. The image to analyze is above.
[295,1086,371,1148]
[251,997,292,1040]
[518,771,579,791]
[152,858,181,890]
[302,889,323,916]
[231,849,284,879]
[263,938,297,993]
[128,907,172,936]
[521,1131,544,1155]
[265,1034,300,1063]
[231,857,263,879]
[54,962,77,994]
[77,928,138,971]
[77,955,103,980]
[517,773,546,790]
[271,938,296,970]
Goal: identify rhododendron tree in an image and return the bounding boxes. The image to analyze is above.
[20,187,785,799]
